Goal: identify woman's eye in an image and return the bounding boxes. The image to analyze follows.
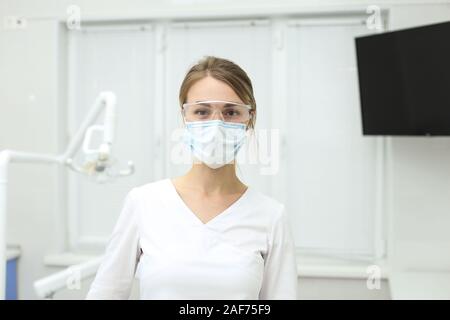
[194,108,210,116]
[224,110,240,117]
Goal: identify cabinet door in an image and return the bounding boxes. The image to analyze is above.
[68,26,155,250]
[284,21,379,257]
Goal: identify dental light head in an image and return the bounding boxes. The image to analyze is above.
[64,91,134,183]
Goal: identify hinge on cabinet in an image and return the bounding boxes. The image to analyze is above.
[157,27,167,53]
[274,27,284,51]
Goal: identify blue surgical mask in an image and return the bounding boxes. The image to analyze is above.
[182,120,247,169]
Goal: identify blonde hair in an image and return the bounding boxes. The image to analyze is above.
[179,56,256,129]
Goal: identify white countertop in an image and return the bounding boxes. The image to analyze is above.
[7,247,21,260]
[296,253,389,279]
[389,270,450,299]
[44,251,389,279]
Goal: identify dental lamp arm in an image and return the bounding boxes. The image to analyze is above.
[34,256,104,299]
[60,92,115,162]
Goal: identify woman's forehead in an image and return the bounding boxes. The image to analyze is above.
[187,77,242,102]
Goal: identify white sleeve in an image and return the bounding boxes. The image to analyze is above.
[259,206,298,300]
[86,188,140,300]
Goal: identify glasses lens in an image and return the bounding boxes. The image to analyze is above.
[184,102,250,123]
[222,105,250,122]
[185,105,213,121]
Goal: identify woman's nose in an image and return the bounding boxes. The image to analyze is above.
[210,109,224,121]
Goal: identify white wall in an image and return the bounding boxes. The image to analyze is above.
[1,0,450,299]
[0,18,66,298]
[385,4,450,297]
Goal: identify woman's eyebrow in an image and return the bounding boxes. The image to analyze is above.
[194,100,239,107]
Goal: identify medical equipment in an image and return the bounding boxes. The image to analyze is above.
[182,120,247,169]
[34,256,104,299]
[0,91,134,299]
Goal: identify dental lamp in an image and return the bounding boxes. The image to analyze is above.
[0,91,134,299]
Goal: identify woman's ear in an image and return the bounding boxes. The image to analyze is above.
[181,109,186,125]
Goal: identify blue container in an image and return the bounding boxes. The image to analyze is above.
[6,254,18,300]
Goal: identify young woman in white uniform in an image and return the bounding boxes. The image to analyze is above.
[86,56,298,300]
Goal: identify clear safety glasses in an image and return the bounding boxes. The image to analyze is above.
[182,100,253,123]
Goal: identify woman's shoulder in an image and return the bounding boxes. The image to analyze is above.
[247,187,285,220]
[247,189,292,239]
[128,178,171,198]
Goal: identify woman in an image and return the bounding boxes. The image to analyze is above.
[86,56,298,300]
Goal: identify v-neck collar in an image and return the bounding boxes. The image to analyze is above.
[166,178,251,227]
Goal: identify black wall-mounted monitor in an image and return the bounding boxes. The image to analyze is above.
[355,21,450,135]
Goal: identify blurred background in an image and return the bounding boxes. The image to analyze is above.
[0,0,450,300]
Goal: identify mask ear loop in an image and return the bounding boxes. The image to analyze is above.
[247,109,258,170]
[237,109,254,180]
[246,109,255,130]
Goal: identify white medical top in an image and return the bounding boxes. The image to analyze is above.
[86,178,298,300]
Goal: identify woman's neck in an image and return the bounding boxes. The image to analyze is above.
[174,163,246,195]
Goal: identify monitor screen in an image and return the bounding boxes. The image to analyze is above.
[355,21,450,135]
